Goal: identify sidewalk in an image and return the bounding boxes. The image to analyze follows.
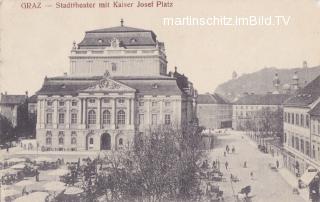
[278,168,310,201]
[244,133,310,201]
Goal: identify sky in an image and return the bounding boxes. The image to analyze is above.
[1,0,320,95]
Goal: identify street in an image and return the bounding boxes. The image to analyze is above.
[207,131,306,202]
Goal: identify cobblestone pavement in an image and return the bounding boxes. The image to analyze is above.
[206,132,307,202]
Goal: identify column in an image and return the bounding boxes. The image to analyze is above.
[84,99,87,127]
[78,98,82,125]
[36,99,41,128]
[53,99,58,128]
[114,98,117,128]
[97,98,101,129]
[130,98,134,126]
[111,98,115,125]
[66,99,70,129]
[41,100,45,127]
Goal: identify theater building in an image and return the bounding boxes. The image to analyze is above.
[35,21,197,151]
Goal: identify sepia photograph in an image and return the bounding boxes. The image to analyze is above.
[1,0,320,201]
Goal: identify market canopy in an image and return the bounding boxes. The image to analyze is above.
[34,157,55,162]
[44,181,66,192]
[14,192,49,202]
[64,186,83,195]
[11,163,26,170]
[300,166,319,185]
[6,158,26,163]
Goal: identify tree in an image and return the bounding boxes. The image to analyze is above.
[81,125,204,202]
[0,114,13,144]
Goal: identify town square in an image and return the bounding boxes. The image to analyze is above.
[1,0,320,201]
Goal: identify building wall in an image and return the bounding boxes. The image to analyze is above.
[69,48,167,77]
[232,104,279,130]
[0,104,19,127]
[197,104,232,129]
[36,93,186,151]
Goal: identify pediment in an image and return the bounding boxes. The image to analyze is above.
[81,78,136,93]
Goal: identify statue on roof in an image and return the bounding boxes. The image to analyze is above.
[103,70,110,78]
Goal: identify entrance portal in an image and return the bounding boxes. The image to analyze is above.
[101,133,111,150]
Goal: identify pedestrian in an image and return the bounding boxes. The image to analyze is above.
[243,161,247,168]
[212,161,216,169]
[224,151,226,157]
[226,145,229,152]
[6,144,9,153]
[225,161,229,170]
[250,171,254,180]
[22,186,27,195]
[35,169,39,182]
[276,160,279,169]
[232,146,235,153]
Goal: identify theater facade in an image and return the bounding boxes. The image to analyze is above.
[35,21,197,151]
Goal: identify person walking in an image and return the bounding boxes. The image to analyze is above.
[243,161,247,168]
[250,171,254,180]
[35,169,40,182]
[225,161,229,170]
[276,160,279,169]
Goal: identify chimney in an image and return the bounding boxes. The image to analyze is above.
[25,91,28,97]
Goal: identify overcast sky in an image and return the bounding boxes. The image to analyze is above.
[1,0,320,95]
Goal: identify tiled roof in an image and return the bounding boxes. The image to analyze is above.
[0,94,26,104]
[198,93,229,104]
[284,75,320,107]
[87,26,151,33]
[233,94,290,105]
[36,76,183,96]
[78,26,157,48]
[27,95,37,103]
[309,102,320,116]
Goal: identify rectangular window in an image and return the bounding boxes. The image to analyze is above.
[46,113,52,124]
[301,140,304,154]
[301,115,304,127]
[139,114,144,125]
[306,115,310,128]
[292,114,295,124]
[306,141,310,156]
[288,113,291,124]
[296,114,299,126]
[47,101,53,106]
[295,137,299,150]
[152,114,157,125]
[71,101,77,106]
[165,101,171,107]
[59,101,64,106]
[152,101,157,107]
[59,113,65,124]
[71,113,77,124]
[165,114,171,125]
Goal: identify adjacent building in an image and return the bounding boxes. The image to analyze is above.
[282,75,320,183]
[35,22,197,152]
[0,92,28,127]
[197,93,232,129]
[232,93,290,130]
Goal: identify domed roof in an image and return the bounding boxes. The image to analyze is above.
[78,21,158,48]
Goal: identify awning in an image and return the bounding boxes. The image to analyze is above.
[300,166,319,185]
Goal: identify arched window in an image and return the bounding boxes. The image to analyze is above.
[119,138,123,146]
[71,137,77,145]
[46,137,52,145]
[117,110,125,125]
[102,110,111,124]
[88,110,96,124]
[59,137,64,145]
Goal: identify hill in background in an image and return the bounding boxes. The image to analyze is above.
[214,65,320,102]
